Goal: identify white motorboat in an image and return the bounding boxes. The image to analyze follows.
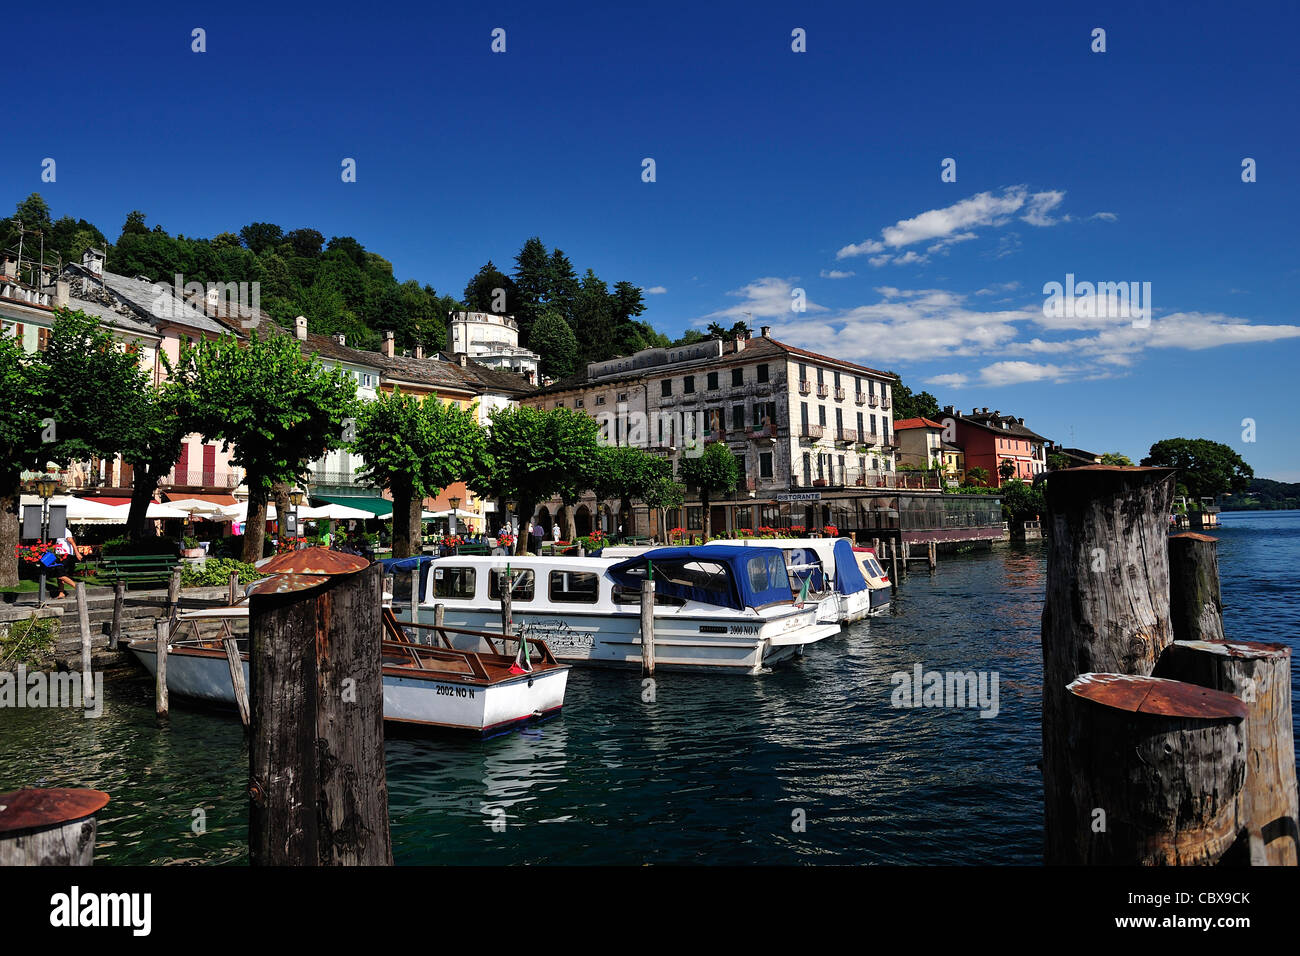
[707,537,879,623]
[397,545,841,675]
[127,605,570,737]
[851,546,893,615]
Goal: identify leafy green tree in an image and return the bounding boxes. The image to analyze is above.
[477,406,602,554]
[643,477,685,541]
[678,443,739,540]
[463,260,517,315]
[240,222,284,255]
[0,333,45,587]
[285,228,325,258]
[886,372,941,422]
[171,331,358,561]
[1047,452,1072,471]
[351,390,487,558]
[548,250,580,323]
[512,237,552,339]
[1142,438,1253,501]
[1100,452,1134,466]
[588,445,672,535]
[998,459,1016,482]
[574,269,615,361]
[529,310,579,380]
[121,383,189,542]
[120,210,150,238]
[999,479,1044,523]
[965,466,990,487]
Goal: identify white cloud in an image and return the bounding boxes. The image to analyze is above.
[925,372,969,388]
[644,285,667,294]
[975,281,1021,296]
[697,277,827,324]
[978,361,1069,386]
[820,269,855,279]
[838,186,1072,266]
[1088,211,1118,222]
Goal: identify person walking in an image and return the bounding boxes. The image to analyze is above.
[530,520,544,554]
[51,530,81,599]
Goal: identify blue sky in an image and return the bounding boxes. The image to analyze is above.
[8,1,1299,479]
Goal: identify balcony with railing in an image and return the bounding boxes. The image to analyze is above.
[868,394,880,407]
[834,387,846,401]
[816,383,830,398]
[800,423,824,440]
[835,427,857,444]
[306,469,380,496]
[747,422,778,441]
[798,380,812,395]
[159,468,243,490]
[855,391,866,405]
[881,398,892,411]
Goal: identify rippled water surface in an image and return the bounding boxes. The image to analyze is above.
[2,512,1295,865]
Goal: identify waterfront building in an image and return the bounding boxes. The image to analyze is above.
[940,405,1049,487]
[446,311,540,383]
[523,326,907,538]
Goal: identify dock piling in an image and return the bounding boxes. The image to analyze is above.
[154,619,169,719]
[640,561,656,676]
[224,637,250,730]
[109,581,125,650]
[1168,532,1225,644]
[75,584,92,699]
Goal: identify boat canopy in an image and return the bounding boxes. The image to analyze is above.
[608,545,793,610]
[831,539,870,595]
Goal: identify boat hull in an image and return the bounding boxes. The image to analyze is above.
[127,644,568,737]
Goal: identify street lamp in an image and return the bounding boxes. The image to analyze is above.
[448,495,461,538]
[33,475,61,607]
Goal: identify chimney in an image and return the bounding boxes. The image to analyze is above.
[993,410,1000,417]
[982,407,989,415]
[1017,417,1024,425]
[734,335,745,353]
[760,326,771,337]
[54,279,70,308]
[415,343,424,360]
[944,405,955,416]
[294,315,308,341]
[82,248,105,277]
[332,333,346,346]
[1,253,16,278]
[457,352,468,367]
[382,330,395,358]
[205,285,220,314]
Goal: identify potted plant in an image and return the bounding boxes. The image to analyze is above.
[181,535,204,558]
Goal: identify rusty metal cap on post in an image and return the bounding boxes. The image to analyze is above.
[1068,673,1248,719]
[248,547,370,597]
[0,788,110,833]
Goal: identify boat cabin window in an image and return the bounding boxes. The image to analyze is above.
[550,570,600,603]
[489,568,535,602]
[612,584,686,607]
[433,566,476,600]
[747,553,791,594]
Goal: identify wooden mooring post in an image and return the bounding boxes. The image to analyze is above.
[228,570,240,607]
[888,540,899,588]
[0,788,110,865]
[166,566,182,623]
[641,561,656,676]
[75,583,93,700]
[223,637,250,730]
[154,619,169,719]
[108,580,125,650]
[1041,464,1298,866]
[1168,532,1225,643]
[248,558,392,865]
[409,560,421,627]
[500,565,514,638]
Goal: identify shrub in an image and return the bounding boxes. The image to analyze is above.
[0,615,58,668]
[180,557,261,588]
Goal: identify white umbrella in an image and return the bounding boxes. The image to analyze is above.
[305,503,376,521]
[428,508,480,519]
[20,495,125,524]
[146,502,190,519]
[166,498,238,517]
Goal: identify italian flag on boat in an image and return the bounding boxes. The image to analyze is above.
[795,573,811,608]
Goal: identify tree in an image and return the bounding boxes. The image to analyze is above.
[171,331,358,562]
[120,383,189,542]
[587,445,671,536]
[240,222,285,255]
[463,261,517,315]
[886,372,941,422]
[351,390,487,558]
[477,406,602,554]
[573,269,615,362]
[529,310,579,380]
[1047,452,1072,471]
[1141,438,1253,502]
[0,333,45,587]
[1100,452,1135,466]
[643,477,685,542]
[677,443,739,540]
[512,237,552,340]
[999,479,1044,523]
[285,228,325,258]
[998,459,1016,482]
[120,210,150,239]
[965,466,990,487]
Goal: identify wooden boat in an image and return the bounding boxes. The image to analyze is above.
[126,605,570,737]
[396,545,841,675]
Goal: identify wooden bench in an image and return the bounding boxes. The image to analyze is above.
[98,554,181,586]
[452,543,491,556]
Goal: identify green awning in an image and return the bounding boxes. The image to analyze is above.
[313,495,393,517]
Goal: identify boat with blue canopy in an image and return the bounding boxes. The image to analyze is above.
[393,545,841,675]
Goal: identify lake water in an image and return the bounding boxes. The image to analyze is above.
[2,511,1295,865]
